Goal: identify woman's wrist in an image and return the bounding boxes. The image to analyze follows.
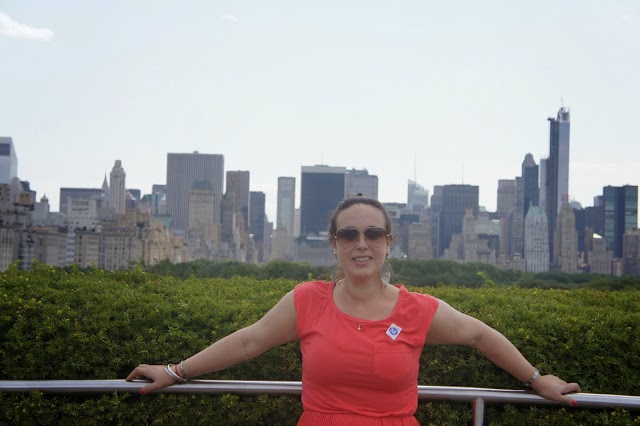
[524,368,540,387]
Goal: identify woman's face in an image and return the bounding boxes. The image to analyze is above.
[331,203,390,281]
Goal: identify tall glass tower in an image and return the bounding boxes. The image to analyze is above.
[545,107,570,261]
[603,185,638,258]
[300,165,345,235]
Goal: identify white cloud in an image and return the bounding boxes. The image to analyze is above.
[0,12,54,41]
[220,14,239,24]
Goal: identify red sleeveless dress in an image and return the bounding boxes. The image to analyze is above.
[294,281,440,425]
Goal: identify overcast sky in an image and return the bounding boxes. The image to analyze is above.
[2,1,638,221]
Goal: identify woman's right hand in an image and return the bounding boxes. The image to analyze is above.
[126,364,176,395]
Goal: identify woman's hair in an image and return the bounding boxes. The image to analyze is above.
[328,194,394,239]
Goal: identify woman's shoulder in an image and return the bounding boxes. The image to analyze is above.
[396,284,440,310]
[294,280,331,300]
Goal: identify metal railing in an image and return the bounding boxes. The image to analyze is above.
[2,380,639,426]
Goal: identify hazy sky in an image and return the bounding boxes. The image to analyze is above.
[2,1,638,221]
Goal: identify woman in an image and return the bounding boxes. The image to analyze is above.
[127,195,580,424]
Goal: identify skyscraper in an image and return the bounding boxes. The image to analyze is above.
[524,206,549,273]
[249,191,266,243]
[225,170,250,231]
[108,160,126,215]
[407,179,429,212]
[554,203,578,273]
[438,184,479,257]
[345,169,378,199]
[166,152,224,233]
[522,153,539,217]
[603,185,638,258]
[276,177,296,233]
[0,137,18,184]
[496,179,516,217]
[300,165,345,235]
[187,180,216,234]
[545,107,571,261]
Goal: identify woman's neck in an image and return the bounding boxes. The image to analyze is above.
[337,276,387,303]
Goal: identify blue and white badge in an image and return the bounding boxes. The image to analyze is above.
[386,323,402,340]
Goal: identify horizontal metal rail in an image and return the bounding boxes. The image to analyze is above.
[2,380,639,426]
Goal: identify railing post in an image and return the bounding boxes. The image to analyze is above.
[473,397,485,426]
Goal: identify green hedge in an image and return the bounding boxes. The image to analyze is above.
[1,264,639,425]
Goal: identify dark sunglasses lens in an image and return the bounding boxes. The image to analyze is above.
[365,228,387,241]
[337,228,359,242]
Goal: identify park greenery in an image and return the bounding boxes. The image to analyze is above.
[145,258,640,290]
[1,261,639,424]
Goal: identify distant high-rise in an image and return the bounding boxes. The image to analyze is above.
[522,153,539,217]
[345,169,378,199]
[539,158,547,214]
[496,179,516,216]
[166,152,224,233]
[187,180,216,233]
[225,171,250,231]
[511,177,525,258]
[524,206,549,272]
[276,177,296,233]
[0,137,18,184]
[603,185,638,258]
[554,203,578,273]
[407,179,429,212]
[545,107,570,261]
[108,160,126,214]
[59,187,104,214]
[300,165,345,235]
[249,191,266,243]
[438,184,479,257]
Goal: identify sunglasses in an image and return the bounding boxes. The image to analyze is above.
[333,227,389,246]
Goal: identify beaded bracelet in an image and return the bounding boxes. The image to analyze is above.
[164,364,188,383]
[525,369,540,387]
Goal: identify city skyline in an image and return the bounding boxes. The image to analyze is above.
[2,2,639,221]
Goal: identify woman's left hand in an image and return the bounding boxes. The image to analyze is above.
[531,374,581,406]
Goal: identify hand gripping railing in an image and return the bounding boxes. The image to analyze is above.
[2,380,639,426]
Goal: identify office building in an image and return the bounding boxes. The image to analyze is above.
[603,185,638,258]
[622,228,639,275]
[345,168,378,199]
[524,206,549,273]
[276,177,296,233]
[496,179,516,216]
[166,152,224,233]
[0,137,18,184]
[407,179,429,212]
[249,191,266,262]
[511,177,525,258]
[108,160,126,215]
[59,187,104,214]
[554,203,578,273]
[438,184,479,257]
[187,181,216,235]
[300,165,345,235]
[545,107,571,261]
[226,171,250,230]
[522,153,539,217]
[587,232,611,275]
[249,191,266,243]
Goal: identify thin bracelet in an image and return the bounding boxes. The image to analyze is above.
[178,360,192,380]
[164,364,188,383]
[525,369,540,387]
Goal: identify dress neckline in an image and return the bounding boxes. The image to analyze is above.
[328,280,404,323]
